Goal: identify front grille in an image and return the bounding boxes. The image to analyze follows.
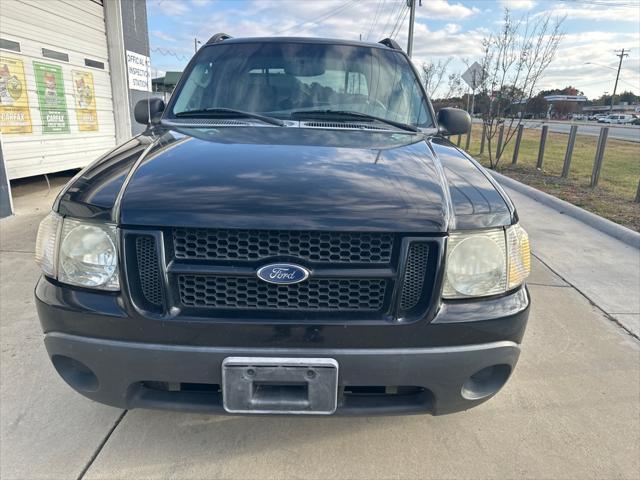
[399,242,430,311]
[178,275,387,311]
[173,229,394,264]
[135,236,164,306]
[127,228,437,321]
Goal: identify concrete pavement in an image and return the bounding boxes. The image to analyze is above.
[502,185,640,338]
[1,174,639,479]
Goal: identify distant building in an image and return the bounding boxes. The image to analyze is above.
[581,103,640,114]
[152,71,182,93]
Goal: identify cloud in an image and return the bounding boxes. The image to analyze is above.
[444,23,461,34]
[536,30,640,97]
[540,1,640,22]
[151,30,176,42]
[418,0,479,19]
[500,0,536,10]
[151,0,190,16]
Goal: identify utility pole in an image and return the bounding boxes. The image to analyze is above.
[194,37,201,53]
[610,48,629,113]
[406,0,421,58]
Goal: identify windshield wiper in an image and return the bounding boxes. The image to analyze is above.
[174,107,285,126]
[290,109,420,132]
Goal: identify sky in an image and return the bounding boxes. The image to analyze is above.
[147,0,640,100]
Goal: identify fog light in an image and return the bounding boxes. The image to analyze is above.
[51,355,99,392]
[461,364,511,400]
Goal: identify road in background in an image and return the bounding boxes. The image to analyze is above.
[472,119,640,142]
[522,120,640,142]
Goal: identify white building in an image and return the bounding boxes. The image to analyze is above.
[0,0,150,213]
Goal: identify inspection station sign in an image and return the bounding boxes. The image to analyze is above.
[126,50,151,92]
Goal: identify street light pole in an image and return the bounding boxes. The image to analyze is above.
[194,37,201,53]
[406,0,420,58]
[610,48,629,113]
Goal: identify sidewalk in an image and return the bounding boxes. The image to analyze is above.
[501,185,640,338]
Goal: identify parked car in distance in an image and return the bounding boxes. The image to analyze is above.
[589,113,608,121]
[599,114,636,124]
[570,114,586,121]
[34,35,531,416]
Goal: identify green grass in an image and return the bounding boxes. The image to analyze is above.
[455,124,640,231]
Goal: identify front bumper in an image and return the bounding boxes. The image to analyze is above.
[36,275,529,415]
[44,333,520,415]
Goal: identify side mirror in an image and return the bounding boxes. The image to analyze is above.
[134,98,165,126]
[437,108,471,135]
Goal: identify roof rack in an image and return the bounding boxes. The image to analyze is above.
[378,38,402,51]
[206,33,233,45]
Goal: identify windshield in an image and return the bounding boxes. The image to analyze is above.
[168,41,433,127]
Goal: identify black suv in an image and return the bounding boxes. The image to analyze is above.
[35,35,530,416]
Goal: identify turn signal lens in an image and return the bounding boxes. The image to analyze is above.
[35,212,62,277]
[507,223,531,289]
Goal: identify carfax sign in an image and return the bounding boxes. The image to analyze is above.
[33,61,70,133]
[72,70,99,131]
[0,55,32,134]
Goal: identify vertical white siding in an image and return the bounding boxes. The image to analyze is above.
[0,0,116,179]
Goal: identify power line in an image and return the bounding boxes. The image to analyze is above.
[365,0,386,41]
[390,5,409,39]
[380,0,404,38]
[389,4,406,38]
[274,0,358,36]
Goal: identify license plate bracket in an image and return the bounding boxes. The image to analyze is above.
[222,357,338,414]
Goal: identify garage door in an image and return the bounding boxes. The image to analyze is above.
[0,0,116,179]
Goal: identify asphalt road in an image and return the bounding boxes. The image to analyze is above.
[1,176,639,480]
[521,120,640,142]
[472,118,640,142]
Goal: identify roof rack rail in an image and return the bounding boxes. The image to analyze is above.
[206,33,233,45]
[378,38,402,51]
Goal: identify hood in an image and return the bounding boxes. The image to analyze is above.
[118,127,454,231]
[58,126,513,231]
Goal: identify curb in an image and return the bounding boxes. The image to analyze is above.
[490,170,640,249]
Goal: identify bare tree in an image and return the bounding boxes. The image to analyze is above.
[443,72,465,100]
[478,9,565,168]
[421,58,452,98]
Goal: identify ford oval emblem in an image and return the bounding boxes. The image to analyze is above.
[257,263,310,285]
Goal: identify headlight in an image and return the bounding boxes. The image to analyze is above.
[34,212,119,290]
[443,224,530,299]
